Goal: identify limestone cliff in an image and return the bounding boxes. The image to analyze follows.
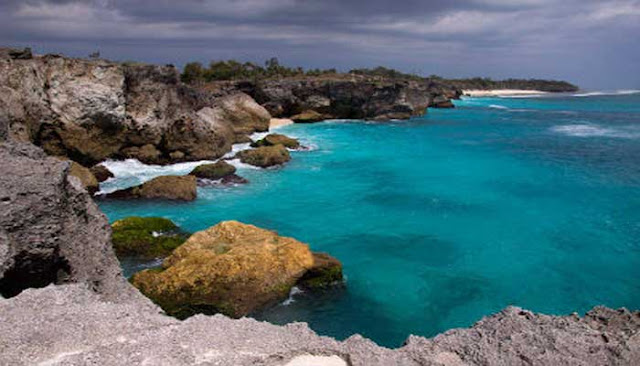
[0,48,270,166]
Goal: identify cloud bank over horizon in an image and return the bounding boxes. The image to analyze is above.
[1,0,639,89]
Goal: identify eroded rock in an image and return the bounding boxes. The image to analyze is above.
[107,175,197,201]
[251,134,300,149]
[131,221,342,318]
[0,142,139,302]
[236,145,291,168]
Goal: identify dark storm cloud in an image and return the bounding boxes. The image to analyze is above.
[1,0,639,88]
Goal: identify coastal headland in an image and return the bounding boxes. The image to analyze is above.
[2,47,637,365]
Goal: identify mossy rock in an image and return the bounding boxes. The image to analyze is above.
[251,134,300,149]
[236,145,290,168]
[111,217,189,259]
[297,252,343,289]
[130,221,316,318]
[189,161,236,180]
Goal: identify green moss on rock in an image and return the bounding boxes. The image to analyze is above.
[236,145,290,168]
[297,252,343,289]
[111,217,189,259]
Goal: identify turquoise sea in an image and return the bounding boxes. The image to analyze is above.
[99,90,640,348]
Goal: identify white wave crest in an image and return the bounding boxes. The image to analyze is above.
[550,124,640,139]
[573,90,640,97]
[281,286,303,306]
[489,104,509,110]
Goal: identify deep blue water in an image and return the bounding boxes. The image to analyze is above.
[99,91,640,348]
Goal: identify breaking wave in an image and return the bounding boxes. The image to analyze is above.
[550,124,640,139]
[573,90,640,97]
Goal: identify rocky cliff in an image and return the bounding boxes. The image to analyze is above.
[0,49,270,166]
[1,141,639,365]
[201,74,461,122]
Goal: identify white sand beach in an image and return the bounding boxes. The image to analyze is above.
[269,118,294,129]
[463,89,547,97]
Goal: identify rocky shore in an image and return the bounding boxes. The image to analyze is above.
[1,139,639,365]
[2,48,638,365]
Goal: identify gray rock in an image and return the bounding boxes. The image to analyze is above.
[0,53,269,165]
[1,284,639,365]
[0,142,142,303]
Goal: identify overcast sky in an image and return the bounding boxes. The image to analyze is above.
[1,0,639,89]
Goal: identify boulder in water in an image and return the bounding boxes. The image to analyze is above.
[189,161,236,180]
[90,164,114,182]
[131,221,342,318]
[236,145,290,168]
[107,175,197,201]
[251,134,300,149]
[111,217,188,259]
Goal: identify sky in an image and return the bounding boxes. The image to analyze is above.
[1,0,639,89]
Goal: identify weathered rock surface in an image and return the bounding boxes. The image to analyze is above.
[131,221,341,318]
[0,50,270,165]
[2,284,639,365]
[111,217,188,259]
[107,175,197,201]
[251,133,301,149]
[237,144,291,167]
[0,142,140,302]
[90,164,114,182]
[189,161,248,185]
[189,161,236,180]
[67,160,100,194]
[220,75,460,121]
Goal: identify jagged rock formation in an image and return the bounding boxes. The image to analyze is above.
[211,75,461,122]
[0,141,142,303]
[1,141,639,365]
[131,221,343,318]
[0,48,270,166]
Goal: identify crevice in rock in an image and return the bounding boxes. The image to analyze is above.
[0,249,71,298]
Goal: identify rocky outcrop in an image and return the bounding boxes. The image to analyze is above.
[222,75,460,121]
[111,217,188,259]
[131,221,343,318]
[66,160,100,194]
[236,145,291,167]
[0,49,270,165]
[2,285,639,365]
[189,161,247,185]
[107,175,197,201]
[0,142,140,302]
[90,164,114,182]
[251,134,300,149]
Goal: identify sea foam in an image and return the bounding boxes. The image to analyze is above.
[573,90,640,97]
[550,124,640,139]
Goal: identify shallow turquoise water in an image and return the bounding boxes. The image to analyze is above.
[99,92,640,347]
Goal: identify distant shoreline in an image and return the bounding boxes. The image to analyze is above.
[463,89,547,97]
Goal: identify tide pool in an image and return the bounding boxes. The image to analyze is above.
[99,91,640,347]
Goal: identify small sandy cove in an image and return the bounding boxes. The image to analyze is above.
[463,89,547,97]
[269,118,294,129]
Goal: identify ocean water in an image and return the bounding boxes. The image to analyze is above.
[99,91,640,348]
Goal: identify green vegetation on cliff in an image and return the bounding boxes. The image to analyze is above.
[435,76,579,92]
[181,57,337,83]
